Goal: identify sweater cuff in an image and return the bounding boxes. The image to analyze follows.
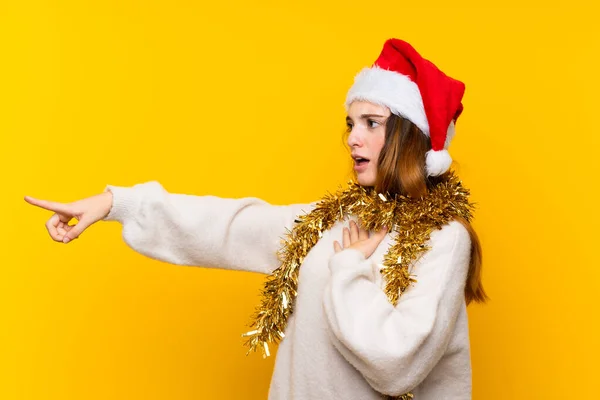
[102,185,141,223]
[328,248,375,281]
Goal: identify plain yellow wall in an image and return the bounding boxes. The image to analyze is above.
[2,1,598,399]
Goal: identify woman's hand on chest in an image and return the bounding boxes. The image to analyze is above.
[333,220,388,259]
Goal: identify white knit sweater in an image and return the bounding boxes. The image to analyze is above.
[104,181,473,399]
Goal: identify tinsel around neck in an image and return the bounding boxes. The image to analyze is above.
[242,170,474,360]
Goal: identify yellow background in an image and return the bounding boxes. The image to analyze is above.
[2,1,598,399]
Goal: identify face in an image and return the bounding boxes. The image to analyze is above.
[346,101,390,186]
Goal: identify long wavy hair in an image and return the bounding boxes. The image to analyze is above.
[348,113,488,305]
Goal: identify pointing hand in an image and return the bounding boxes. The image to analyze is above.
[24,191,113,243]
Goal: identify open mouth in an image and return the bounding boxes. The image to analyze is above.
[352,155,370,171]
[353,156,370,166]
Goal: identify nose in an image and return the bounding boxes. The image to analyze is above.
[347,130,363,148]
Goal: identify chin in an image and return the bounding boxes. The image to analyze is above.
[356,173,377,187]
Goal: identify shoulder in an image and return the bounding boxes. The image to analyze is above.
[415,220,472,277]
[402,219,472,293]
[428,219,471,253]
[283,200,319,220]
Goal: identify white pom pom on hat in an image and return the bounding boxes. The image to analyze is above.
[345,39,466,177]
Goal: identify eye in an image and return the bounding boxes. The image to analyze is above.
[368,119,380,128]
[346,122,354,131]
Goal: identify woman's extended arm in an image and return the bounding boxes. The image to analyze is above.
[25,181,314,275]
[104,181,314,274]
[323,220,471,396]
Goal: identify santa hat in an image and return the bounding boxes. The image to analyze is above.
[345,38,466,177]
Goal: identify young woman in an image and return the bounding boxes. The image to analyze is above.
[25,38,487,399]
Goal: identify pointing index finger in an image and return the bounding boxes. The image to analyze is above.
[24,196,72,214]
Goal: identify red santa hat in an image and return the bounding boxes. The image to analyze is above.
[345,38,466,177]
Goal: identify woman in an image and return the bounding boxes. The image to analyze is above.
[25,38,487,399]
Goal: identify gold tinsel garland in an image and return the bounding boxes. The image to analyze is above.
[242,171,474,400]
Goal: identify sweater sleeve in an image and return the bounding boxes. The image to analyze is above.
[103,181,315,275]
[322,220,471,396]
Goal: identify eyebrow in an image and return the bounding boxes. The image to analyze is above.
[346,114,387,122]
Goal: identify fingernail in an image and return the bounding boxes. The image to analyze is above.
[63,237,70,244]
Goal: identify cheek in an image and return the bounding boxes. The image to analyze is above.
[371,131,386,160]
